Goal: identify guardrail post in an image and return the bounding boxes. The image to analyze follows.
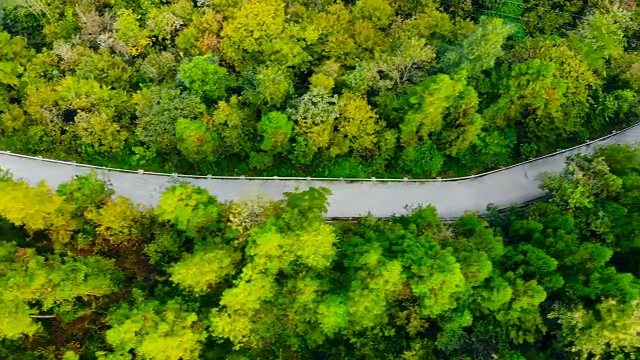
[436,177,441,182]
[137,169,144,175]
[371,177,376,182]
[403,177,409,182]
[240,175,246,179]
[206,174,212,179]
[307,177,311,181]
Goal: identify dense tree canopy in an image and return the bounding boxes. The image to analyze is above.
[2,1,640,357]
[0,0,638,178]
[0,144,640,359]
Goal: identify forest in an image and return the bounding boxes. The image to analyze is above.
[1,0,640,177]
[1,145,640,359]
[2,0,640,358]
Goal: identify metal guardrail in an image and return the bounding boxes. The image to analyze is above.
[0,123,637,183]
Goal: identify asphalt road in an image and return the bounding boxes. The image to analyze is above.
[1,125,639,219]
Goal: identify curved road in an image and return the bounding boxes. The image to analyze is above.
[1,125,639,219]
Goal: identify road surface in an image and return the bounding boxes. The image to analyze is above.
[1,125,639,218]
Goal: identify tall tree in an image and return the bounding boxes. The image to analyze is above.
[101,296,206,360]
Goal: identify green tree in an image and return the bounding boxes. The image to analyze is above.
[483,60,573,152]
[401,72,483,156]
[137,52,178,86]
[0,31,32,132]
[175,118,220,164]
[134,86,206,151]
[551,299,640,359]
[0,243,121,339]
[399,141,444,177]
[102,296,206,360]
[458,130,517,172]
[85,197,151,251]
[344,38,436,94]
[0,31,32,87]
[175,8,223,56]
[219,0,309,70]
[169,240,241,294]
[155,183,223,239]
[541,154,623,211]
[0,179,65,234]
[352,0,395,29]
[287,88,340,156]
[74,111,129,154]
[332,92,383,157]
[74,48,134,90]
[242,65,294,108]
[210,188,337,351]
[520,0,584,36]
[207,95,255,157]
[593,89,635,130]
[442,17,514,75]
[24,76,132,149]
[56,173,114,215]
[570,9,633,72]
[145,4,189,44]
[113,9,151,55]
[177,55,234,103]
[258,111,293,153]
[507,37,600,141]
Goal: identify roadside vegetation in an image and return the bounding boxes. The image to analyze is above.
[2,0,640,357]
[1,0,639,178]
[1,145,640,359]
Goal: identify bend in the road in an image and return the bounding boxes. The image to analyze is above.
[0,124,639,218]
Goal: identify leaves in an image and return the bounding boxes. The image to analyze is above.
[0,178,66,233]
[258,111,293,152]
[134,86,206,151]
[484,59,571,148]
[169,241,241,293]
[442,17,514,75]
[2,0,640,356]
[177,55,234,103]
[0,242,121,339]
[219,0,308,70]
[104,298,206,360]
[0,0,635,180]
[176,118,220,163]
[155,183,222,239]
[551,299,640,359]
[400,72,483,156]
[0,147,638,357]
[86,197,150,250]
